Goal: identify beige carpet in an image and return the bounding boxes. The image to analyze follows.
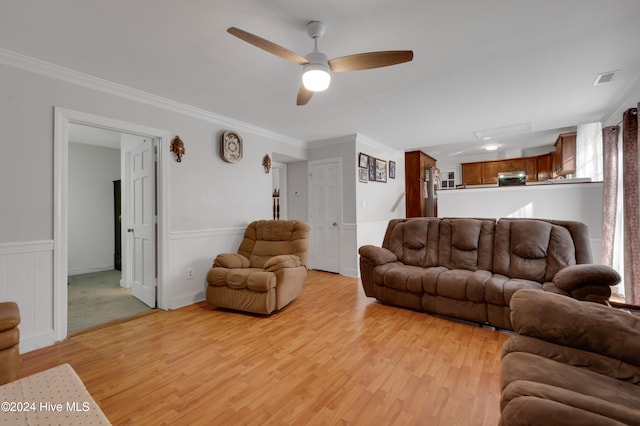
[68,270,152,333]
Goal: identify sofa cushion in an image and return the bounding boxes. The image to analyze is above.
[383,265,429,294]
[485,275,543,306]
[435,269,492,303]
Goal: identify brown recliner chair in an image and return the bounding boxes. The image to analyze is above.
[206,220,310,315]
[0,301,20,385]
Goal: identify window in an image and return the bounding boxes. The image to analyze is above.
[440,170,456,189]
[576,122,603,181]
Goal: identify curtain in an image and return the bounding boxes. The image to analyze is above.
[601,125,619,267]
[622,106,639,304]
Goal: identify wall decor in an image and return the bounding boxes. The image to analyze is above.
[359,152,369,168]
[368,159,376,181]
[375,158,387,182]
[359,168,369,183]
[220,131,243,163]
[389,161,396,179]
[262,154,271,173]
[170,135,185,162]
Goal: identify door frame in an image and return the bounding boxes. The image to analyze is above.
[54,107,171,341]
[308,157,343,273]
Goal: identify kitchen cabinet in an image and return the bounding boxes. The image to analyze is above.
[462,153,552,186]
[553,132,576,177]
[536,153,552,181]
[405,150,437,217]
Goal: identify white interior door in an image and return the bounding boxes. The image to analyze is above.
[130,137,156,307]
[309,159,341,273]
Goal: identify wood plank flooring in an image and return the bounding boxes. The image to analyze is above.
[19,270,510,425]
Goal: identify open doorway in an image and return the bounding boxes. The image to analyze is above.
[54,108,171,341]
[66,124,154,333]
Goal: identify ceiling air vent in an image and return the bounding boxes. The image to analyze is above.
[593,70,618,86]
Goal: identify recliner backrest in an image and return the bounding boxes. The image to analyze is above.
[382,218,441,267]
[492,218,591,283]
[238,220,310,268]
[438,218,496,271]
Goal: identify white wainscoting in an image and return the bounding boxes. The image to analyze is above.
[167,227,245,309]
[340,223,359,278]
[0,241,55,353]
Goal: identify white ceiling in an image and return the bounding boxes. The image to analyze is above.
[3,1,640,159]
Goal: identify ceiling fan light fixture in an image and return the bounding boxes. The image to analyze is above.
[302,63,331,92]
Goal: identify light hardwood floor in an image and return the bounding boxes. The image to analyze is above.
[19,270,510,425]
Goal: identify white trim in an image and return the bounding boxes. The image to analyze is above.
[0,48,305,149]
[0,240,53,255]
[54,107,171,342]
[20,331,55,354]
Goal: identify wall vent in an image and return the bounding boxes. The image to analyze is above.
[593,70,618,86]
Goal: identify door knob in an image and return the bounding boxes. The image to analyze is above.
[333,222,338,226]
[127,228,134,232]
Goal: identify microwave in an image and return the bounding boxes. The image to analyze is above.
[498,171,526,186]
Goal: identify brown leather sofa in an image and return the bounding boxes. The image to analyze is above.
[0,301,20,385]
[207,220,310,315]
[500,289,640,425]
[359,217,620,330]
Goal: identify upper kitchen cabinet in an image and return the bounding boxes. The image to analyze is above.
[461,154,550,185]
[552,132,576,177]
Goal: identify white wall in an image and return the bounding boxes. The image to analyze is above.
[306,133,405,276]
[438,182,604,262]
[68,142,120,275]
[355,134,406,249]
[0,53,307,352]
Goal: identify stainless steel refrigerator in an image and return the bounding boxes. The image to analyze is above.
[424,167,438,217]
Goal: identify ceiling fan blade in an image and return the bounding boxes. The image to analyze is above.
[297,85,314,106]
[329,50,414,72]
[227,27,309,65]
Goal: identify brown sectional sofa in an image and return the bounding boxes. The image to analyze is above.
[359,217,620,330]
[500,289,640,425]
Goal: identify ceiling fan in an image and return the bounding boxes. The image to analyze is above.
[227,21,414,106]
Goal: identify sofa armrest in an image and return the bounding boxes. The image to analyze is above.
[213,253,250,268]
[358,245,397,265]
[510,289,640,368]
[553,264,620,291]
[263,255,302,272]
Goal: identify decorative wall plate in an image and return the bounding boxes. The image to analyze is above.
[220,131,243,163]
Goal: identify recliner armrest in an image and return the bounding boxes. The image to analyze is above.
[358,245,397,266]
[552,264,620,291]
[264,255,302,272]
[213,253,250,268]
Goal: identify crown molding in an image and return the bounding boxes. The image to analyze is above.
[355,133,396,153]
[0,48,305,149]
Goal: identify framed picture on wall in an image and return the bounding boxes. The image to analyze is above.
[359,153,369,168]
[369,160,376,181]
[389,161,396,179]
[375,158,387,182]
[359,168,369,183]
